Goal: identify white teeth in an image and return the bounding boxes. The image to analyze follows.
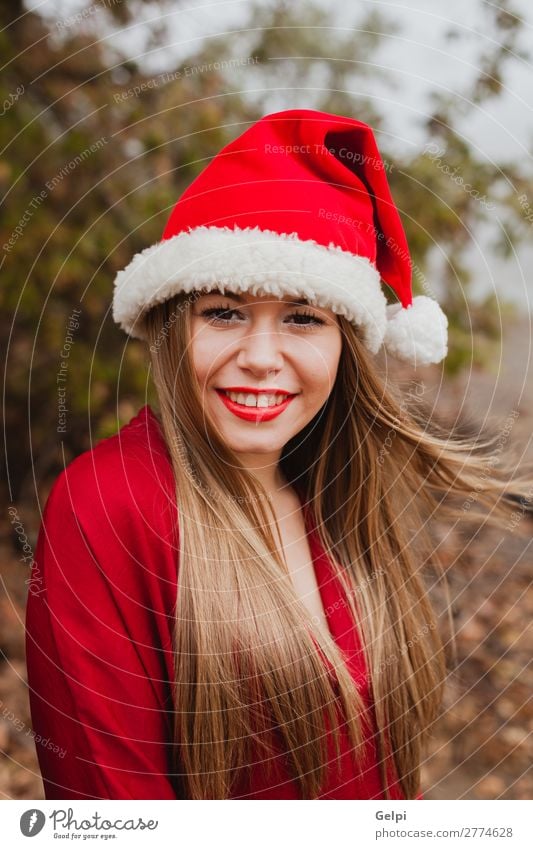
[223,391,289,407]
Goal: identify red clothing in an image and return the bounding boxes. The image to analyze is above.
[25,404,421,800]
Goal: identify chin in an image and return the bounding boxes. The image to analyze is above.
[222,432,288,454]
[236,439,287,454]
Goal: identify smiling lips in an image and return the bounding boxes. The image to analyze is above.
[215,387,298,422]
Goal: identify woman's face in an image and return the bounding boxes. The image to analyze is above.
[190,290,342,460]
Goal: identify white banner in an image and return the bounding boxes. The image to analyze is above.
[2,800,532,848]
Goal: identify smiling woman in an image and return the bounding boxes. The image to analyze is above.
[26,108,533,802]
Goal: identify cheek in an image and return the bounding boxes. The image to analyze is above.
[299,334,342,395]
[190,325,223,382]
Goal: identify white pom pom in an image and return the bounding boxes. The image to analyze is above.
[383,295,448,366]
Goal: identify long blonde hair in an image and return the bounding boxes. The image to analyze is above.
[142,290,532,800]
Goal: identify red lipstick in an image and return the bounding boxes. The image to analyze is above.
[215,389,297,422]
[220,386,296,395]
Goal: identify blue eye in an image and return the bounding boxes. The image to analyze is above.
[199,305,325,328]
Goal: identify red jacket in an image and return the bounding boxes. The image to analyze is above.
[25,404,422,800]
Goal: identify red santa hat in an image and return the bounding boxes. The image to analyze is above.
[112,108,448,366]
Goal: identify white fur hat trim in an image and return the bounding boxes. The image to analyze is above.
[112,225,447,365]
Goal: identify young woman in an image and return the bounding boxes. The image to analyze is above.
[26,109,532,801]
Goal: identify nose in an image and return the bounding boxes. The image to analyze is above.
[235,328,285,376]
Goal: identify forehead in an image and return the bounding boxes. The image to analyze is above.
[195,289,313,307]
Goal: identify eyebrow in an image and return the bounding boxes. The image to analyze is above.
[202,291,311,306]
